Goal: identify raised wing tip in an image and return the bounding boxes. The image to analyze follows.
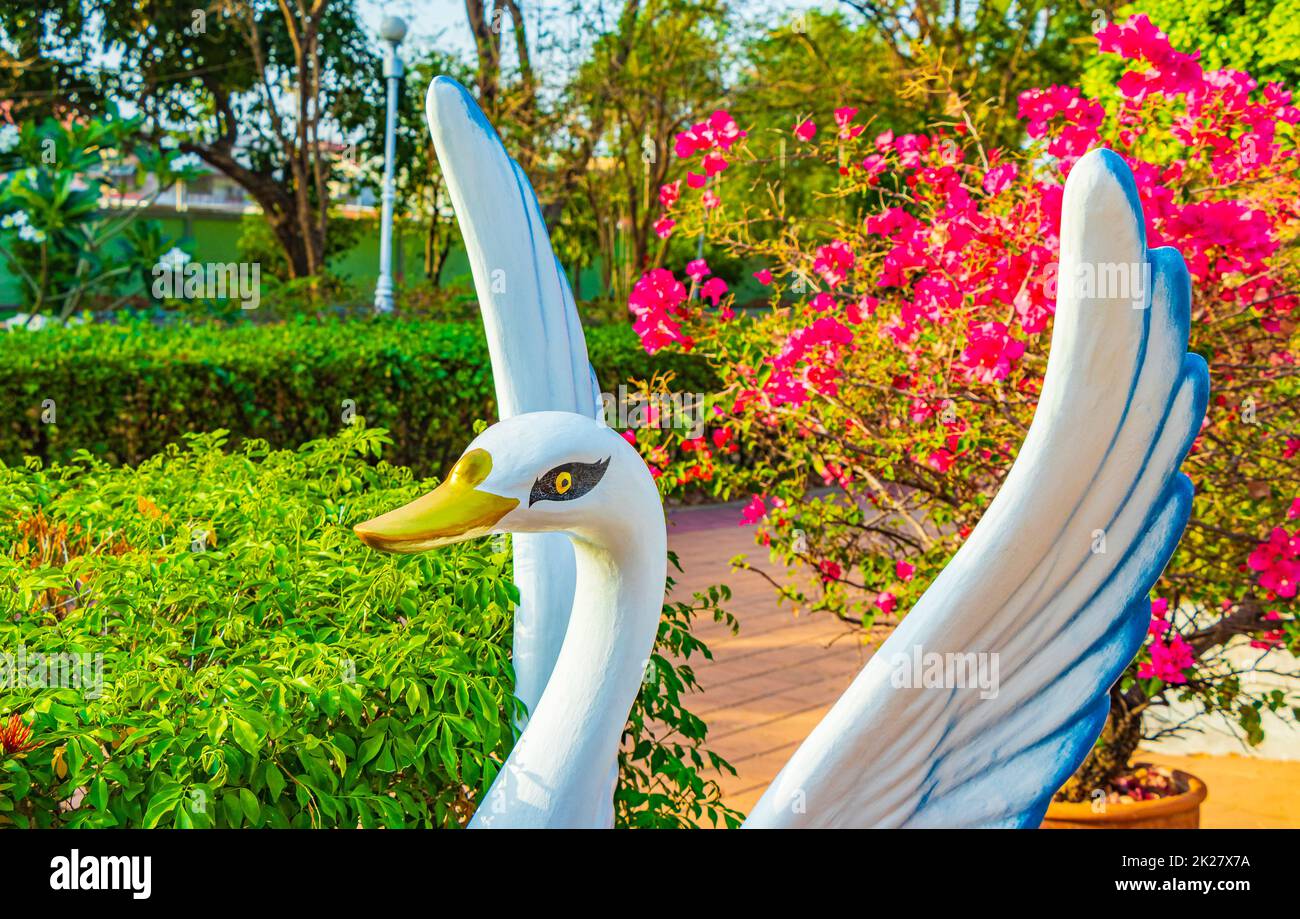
[1062,147,1147,256]
[425,75,499,145]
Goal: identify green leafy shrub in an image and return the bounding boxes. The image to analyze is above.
[0,424,519,827]
[0,425,739,827]
[0,317,718,476]
[617,561,741,829]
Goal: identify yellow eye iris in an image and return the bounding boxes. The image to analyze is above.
[555,471,573,494]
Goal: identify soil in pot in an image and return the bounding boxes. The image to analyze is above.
[1041,763,1207,829]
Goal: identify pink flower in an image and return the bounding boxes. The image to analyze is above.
[896,560,915,582]
[701,277,729,306]
[982,162,1018,196]
[1288,498,1300,520]
[674,118,735,159]
[1017,85,1104,158]
[620,429,637,446]
[685,258,711,281]
[846,295,876,323]
[959,321,1026,384]
[875,591,897,615]
[1251,611,1288,650]
[628,268,691,354]
[1138,632,1195,683]
[702,189,720,209]
[809,292,835,312]
[1247,527,1300,598]
[659,181,681,208]
[818,560,842,582]
[673,134,700,159]
[812,240,855,287]
[703,151,729,176]
[926,449,955,473]
[893,133,930,167]
[740,495,766,525]
[834,106,864,140]
[794,119,816,142]
[1095,13,1203,102]
[1148,598,1172,637]
[708,110,745,150]
[771,317,854,371]
[762,317,855,408]
[1142,590,1194,682]
[753,268,772,285]
[686,171,708,189]
[653,217,675,239]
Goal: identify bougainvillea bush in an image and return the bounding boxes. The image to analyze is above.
[0,424,738,827]
[634,15,1299,798]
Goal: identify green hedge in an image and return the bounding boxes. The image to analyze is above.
[0,317,718,475]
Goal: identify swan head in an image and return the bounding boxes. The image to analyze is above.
[354,411,655,553]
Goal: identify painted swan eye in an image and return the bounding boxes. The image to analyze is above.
[530,458,609,506]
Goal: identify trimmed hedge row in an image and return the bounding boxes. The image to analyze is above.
[0,317,717,475]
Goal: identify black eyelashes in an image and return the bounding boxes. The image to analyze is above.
[529,458,611,506]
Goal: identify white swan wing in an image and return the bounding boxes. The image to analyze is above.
[743,149,1209,828]
[425,77,600,716]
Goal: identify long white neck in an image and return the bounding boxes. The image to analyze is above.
[469,489,667,828]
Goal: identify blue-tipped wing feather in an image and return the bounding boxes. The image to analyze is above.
[744,149,1208,828]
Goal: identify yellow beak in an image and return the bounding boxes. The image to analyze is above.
[353,448,519,553]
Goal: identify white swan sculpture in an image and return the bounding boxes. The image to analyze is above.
[355,77,1208,828]
[418,77,601,726]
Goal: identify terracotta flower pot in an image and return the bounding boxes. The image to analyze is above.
[1040,765,1207,829]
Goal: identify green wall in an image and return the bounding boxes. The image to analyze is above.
[0,210,614,309]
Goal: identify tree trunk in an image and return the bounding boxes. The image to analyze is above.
[268,210,315,278]
[181,139,317,278]
[465,0,502,115]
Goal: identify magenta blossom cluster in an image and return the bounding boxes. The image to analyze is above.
[1139,598,1195,684]
[1248,527,1300,599]
[628,268,691,353]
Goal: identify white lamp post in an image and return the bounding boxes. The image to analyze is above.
[374,14,408,313]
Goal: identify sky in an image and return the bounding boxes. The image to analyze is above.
[357,0,480,60]
[355,0,835,69]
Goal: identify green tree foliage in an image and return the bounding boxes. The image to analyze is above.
[1114,0,1300,86]
[554,0,730,301]
[0,0,377,278]
[833,0,1111,148]
[0,110,194,317]
[733,8,931,142]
